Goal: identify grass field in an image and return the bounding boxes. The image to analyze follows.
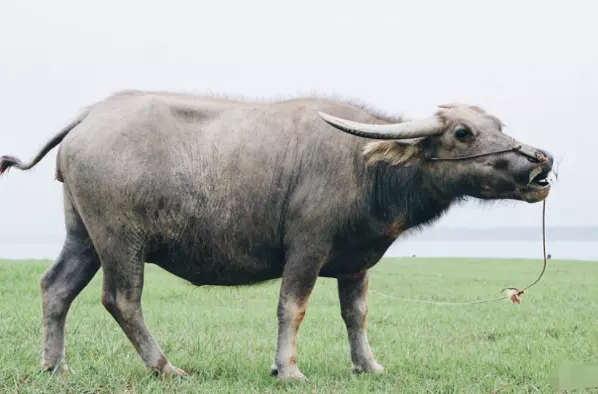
[1,257,597,393]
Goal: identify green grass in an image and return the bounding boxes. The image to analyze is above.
[1,257,597,393]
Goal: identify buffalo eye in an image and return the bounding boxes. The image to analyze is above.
[454,126,473,142]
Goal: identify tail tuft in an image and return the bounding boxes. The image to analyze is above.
[0,156,22,176]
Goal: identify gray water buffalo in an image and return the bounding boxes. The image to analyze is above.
[0,90,553,381]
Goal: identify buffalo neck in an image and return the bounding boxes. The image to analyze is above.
[367,160,456,232]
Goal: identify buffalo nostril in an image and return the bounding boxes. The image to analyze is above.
[536,149,554,166]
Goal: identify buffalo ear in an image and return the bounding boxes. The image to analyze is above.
[362,139,423,167]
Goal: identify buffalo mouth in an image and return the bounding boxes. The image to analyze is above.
[517,168,552,203]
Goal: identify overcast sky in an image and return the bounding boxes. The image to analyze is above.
[0,0,595,242]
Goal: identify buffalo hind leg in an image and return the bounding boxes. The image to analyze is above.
[270,250,325,381]
[40,196,101,374]
[98,242,185,377]
[338,271,384,374]
[40,239,100,373]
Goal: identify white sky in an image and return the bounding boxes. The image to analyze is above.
[0,0,595,242]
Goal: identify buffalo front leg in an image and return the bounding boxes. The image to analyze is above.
[338,271,384,374]
[99,245,185,377]
[270,251,325,381]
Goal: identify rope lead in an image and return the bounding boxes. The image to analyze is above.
[370,199,548,305]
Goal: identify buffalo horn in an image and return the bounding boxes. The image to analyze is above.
[318,112,444,140]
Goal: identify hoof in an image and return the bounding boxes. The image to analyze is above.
[152,362,187,380]
[41,361,70,375]
[276,369,306,383]
[269,361,282,376]
[170,367,187,378]
[352,361,385,374]
[158,366,187,382]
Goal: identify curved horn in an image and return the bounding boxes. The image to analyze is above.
[318,112,444,140]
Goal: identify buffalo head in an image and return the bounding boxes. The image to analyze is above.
[319,103,553,204]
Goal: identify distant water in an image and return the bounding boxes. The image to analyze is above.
[385,240,598,261]
[1,240,596,262]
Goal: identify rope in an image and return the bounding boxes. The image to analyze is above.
[370,195,548,305]
[426,145,522,161]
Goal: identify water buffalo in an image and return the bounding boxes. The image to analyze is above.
[0,90,553,381]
